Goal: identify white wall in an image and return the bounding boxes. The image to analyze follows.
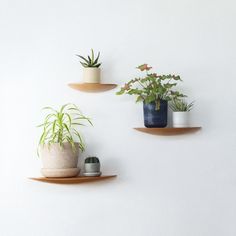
[0,0,236,235]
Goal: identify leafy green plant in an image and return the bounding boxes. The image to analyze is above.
[76,49,101,68]
[170,99,194,112]
[85,157,100,163]
[38,103,92,152]
[116,64,186,110]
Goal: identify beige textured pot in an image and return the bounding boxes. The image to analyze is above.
[39,142,80,177]
[41,168,79,178]
[82,67,101,83]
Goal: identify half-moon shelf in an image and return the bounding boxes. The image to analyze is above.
[68,83,117,92]
[29,175,117,184]
[134,127,201,136]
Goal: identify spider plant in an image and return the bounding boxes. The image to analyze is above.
[170,99,194,112]
[76,49,101,68]
[38,103,92,153]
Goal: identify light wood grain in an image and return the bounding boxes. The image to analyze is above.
[29,175,117,184]
[68,83,117,92]
[134,127,201,135]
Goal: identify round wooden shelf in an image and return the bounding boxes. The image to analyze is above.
[29,175,117,184]
[68,83,117,92]
[134,127,201,135]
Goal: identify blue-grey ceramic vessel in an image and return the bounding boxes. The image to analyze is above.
[143,100,168,128]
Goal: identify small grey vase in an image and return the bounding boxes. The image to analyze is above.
[84,157,101,176]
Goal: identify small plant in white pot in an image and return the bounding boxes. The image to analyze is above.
[76,49,101,83]
[38,103,92,178]
[170,99,194,127]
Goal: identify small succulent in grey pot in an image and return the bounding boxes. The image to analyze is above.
[84,157,101,176]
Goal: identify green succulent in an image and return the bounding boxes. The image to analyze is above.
[170,99,194,112]
[37,103,93,153]
[76,49,101,68]
[85,157,100,163]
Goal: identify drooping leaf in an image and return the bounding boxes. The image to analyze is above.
[37,103,92,153]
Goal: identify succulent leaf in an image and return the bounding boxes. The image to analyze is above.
[95,63,101,68]
[76,50,101,68]
[76,55,89,64]
[94,52,100,64]
[80,62,88,67]
[91,49,94,63]
[88,56,92,65]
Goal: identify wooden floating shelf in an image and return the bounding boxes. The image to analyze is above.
[29,175,117,184]
[68,83,117,92]
[134,127,201,136]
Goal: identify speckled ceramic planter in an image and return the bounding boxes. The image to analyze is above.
[39,142,80,177]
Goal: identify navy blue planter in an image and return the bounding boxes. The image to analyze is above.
[143,100,168,128]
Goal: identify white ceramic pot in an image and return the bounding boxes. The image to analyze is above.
[39,142,80,177]
[82,67,101,83]
[172,112,190,127]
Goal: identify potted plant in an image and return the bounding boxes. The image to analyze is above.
[116,64,185,128]
[76,49,101,83]
[84,157,101,177]
[37,103,92,178]
[170,99,194,127]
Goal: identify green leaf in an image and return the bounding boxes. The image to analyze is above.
[116,89,125,95]
[68,107,81,113]
[76,55,89,64]
[135,96,143,103]
[88,56,92,65]
[60,103,70,113]
[64,113,72,127]
[52,120,57,134]
[42,106,53,110]
[94,52,100,65]
[72,122,85,126]
[95,63,101,68]
[91,49,94,63]
[145,94,156,103]
[80,62,88,67]
[73,129,85,152]
[63,123,70,133]
[37,103,93,154]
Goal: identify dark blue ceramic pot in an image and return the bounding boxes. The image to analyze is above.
[143,100,168,128]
